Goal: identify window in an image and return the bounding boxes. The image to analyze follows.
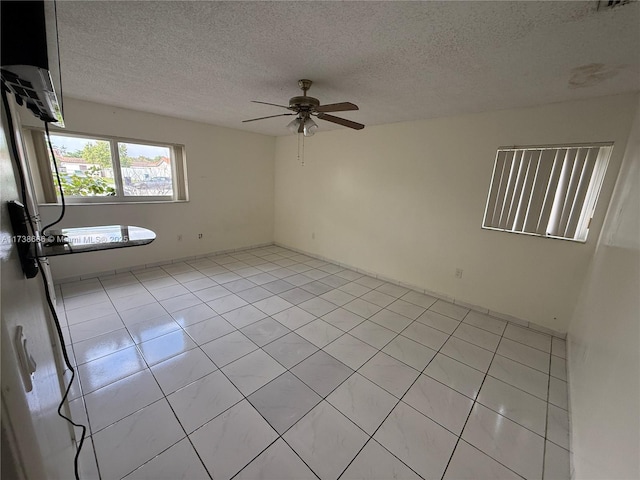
[30,130,187,202]
[482,143,613,242]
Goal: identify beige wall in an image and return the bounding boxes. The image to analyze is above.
[274,94,638,333]
[20,98,275,279]
[567,100,639,479]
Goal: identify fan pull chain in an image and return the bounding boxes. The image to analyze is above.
[298,132,305,166]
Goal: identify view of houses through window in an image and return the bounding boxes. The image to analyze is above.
[48,133,174,198]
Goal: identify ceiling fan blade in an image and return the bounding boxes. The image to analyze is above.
[242,113,295,123]
[317,113,365,130]
[251,100,290,109]
[315,102,359,113]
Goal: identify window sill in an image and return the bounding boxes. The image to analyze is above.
[38,199,189,207]
[481,226,588,244]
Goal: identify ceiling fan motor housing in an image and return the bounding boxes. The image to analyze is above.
[288,95,320,111]
[289,78,319,114]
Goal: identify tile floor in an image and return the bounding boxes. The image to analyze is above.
[57,246,571,480]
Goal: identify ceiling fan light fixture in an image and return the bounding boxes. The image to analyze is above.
[287,117,301,133]
[303,118,318,137]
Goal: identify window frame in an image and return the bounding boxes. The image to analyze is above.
[481,142,614,243]
[28,128,188,204]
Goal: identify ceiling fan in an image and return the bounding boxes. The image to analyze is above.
[242,79,365,136]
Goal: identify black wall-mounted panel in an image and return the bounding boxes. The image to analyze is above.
[1,1,49,70]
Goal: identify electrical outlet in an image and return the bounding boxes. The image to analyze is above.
[455,268,463,279]
[198,233,203,239]
[177,234,182,241]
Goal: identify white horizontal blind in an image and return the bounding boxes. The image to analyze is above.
[483,144,613,242]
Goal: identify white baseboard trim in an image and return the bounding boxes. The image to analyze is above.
[53,239,566,339]
[274,241,567,339]
[52,241,274,285]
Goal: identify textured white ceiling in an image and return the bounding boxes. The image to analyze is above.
[57,1,640,137]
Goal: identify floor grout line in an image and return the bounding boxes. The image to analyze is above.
[542,340,554,480]
[439,311,505,479]
[60,246,568,480]
[88,251,354,478]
